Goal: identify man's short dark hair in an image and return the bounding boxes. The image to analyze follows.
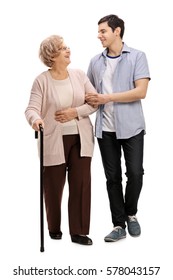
[98,14,125,38]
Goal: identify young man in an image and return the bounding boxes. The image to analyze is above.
[86,14,150,242]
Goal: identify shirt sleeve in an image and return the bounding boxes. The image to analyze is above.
[134,52,151,81]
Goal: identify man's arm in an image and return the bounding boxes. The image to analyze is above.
[85,78,149,106]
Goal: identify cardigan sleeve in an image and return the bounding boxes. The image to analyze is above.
[25,77,43,126]
[75,70,98,119]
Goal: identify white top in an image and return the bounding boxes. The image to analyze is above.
[102,55,120,132]
[53,77,78,135]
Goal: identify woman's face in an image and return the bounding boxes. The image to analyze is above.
[54,43,71,67]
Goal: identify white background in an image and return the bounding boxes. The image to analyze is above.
[0,0,172,279]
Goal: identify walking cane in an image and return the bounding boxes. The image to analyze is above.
[35,124,44,252]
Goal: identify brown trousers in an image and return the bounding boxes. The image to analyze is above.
[43,135,91,235]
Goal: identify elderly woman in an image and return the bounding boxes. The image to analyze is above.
[25,35,97,245]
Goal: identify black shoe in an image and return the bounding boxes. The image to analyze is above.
[49,231,62,240]
[71,235,93,245]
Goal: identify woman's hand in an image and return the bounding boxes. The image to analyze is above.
[32,119,44,131]
[55,108,78,123]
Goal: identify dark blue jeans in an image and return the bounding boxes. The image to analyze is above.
[97,130,144,229]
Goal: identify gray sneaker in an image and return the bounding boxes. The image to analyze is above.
[127,215,141,237]
[104,226,126,242]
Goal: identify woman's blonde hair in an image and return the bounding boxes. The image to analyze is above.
[39,35,63,67]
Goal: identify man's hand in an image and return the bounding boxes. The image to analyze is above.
[55,108,78,123]
[85,93,110,107]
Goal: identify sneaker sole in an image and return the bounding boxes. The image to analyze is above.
[128,232,141,237]
[104,235,126,242]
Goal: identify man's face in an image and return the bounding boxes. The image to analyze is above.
[97,22,117,48]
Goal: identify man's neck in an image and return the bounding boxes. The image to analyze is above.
[107,41,123,57]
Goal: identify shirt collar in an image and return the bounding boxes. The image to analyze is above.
[102,42,131,58]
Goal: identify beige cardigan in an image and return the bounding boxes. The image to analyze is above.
[25,69,97,166]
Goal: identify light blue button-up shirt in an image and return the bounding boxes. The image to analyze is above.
[87,43,150,139]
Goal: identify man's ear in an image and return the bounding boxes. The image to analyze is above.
[114,27,121,36]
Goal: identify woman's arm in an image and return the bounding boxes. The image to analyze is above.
[25,78,44,130]
[55,72,98,123]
